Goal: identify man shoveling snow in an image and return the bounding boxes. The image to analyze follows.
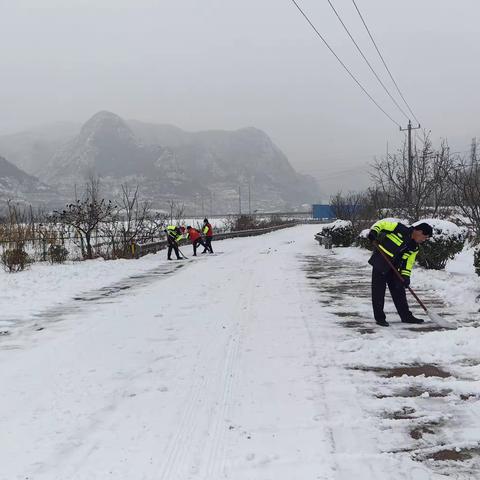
[367,219,433,327]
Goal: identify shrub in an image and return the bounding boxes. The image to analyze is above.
[356,229,373,250]
[315,220,355,248]
[231,215,260,231]
[1,247,33,272]
[415,219,467,270]
[48,244,69,264]
[356,218,408,250]
[264,214,284,227]
[474,246,480,277]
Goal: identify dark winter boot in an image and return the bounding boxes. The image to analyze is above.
[376,319,390,327]
[402,316,424,324]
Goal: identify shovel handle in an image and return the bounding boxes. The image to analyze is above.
[372,241,428,313]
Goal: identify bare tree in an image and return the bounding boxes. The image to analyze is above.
[330,189,389,233]
[114,184,154,257]
[167,200,185,225]
[449,154,480,241]
[54,177,115,259]
[371,132,453,221]
[330,191,365,233]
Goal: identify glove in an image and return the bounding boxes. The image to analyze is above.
[401,275,410,288]
[367,230,377,242]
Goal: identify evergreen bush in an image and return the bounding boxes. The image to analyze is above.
[315,220,355,248]
[48,245,69,264]
[231,215,259,231]
[356,229,373,250]
[415,219,466,270]
[1,247,32,272]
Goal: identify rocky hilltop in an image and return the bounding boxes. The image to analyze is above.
[0,112,319,211]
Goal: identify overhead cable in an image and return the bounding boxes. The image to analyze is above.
[326,0,410,122]
[351,0,421,125]
[290,0,401,128]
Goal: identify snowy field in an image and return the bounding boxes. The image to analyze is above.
[1,224,479,479]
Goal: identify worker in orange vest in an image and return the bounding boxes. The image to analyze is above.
[202,218,214,254]
[186,226,207,256]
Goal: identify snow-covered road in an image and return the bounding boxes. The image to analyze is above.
[1,225,479,479]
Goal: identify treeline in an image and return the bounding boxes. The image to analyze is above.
[0,177,183,272]
[328,133,480,275]
[331,133,480,241]
[0,176,294,273]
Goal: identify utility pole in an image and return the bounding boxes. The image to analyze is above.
[470,137,477,166]
[238,186,242,215]
[433,152,439,212]
[248,181,251,215]
[400,120,421,203]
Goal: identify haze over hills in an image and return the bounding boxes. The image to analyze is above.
[0,156,58,206]
[0,122,80,177]
[0,112,320,211]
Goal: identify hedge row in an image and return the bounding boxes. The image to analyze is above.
[315,219,474,273]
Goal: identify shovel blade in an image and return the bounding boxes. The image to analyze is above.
[427,310,457,330]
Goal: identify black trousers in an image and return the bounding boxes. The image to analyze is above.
[203,236,213,253]
[371,268,412,322]
[167,237,181,259]
[193,238,206,256]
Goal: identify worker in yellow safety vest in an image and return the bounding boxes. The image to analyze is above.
[165,225,186,260]
[367,220,432,327]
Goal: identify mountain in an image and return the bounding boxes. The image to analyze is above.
[2,112,320,211]
[46,112,162,183]
[0,156,58,206]
[128,120,320,209]
[0,122,80,176]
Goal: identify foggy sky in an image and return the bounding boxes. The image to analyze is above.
[1,0,480,198]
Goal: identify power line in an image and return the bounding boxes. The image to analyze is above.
[289,0,402,128]
[312,164,369,181]
[351,0,421,125]
[326,0,410,122]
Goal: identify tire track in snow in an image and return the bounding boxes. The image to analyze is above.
[155,255,255,479]
[157,343,215,480]
[199,270,254,479]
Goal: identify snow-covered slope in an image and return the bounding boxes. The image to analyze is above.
[0,155,58,205]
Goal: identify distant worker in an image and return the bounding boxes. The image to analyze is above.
[186,226,207,256]
[165,225,185,260]
[202,218,214,254]
[367,219,432,327]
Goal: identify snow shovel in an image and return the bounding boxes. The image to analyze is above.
[178,246,188,260]
[373,243,457,329]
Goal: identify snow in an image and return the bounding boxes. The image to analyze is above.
[414,218,467,241]
[0,255,164,330]
[317,219,352,232]
[0,225,479,479]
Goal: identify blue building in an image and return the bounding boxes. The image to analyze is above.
[312,204,335,220]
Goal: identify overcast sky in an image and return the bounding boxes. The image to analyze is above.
[1,0,480,197]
